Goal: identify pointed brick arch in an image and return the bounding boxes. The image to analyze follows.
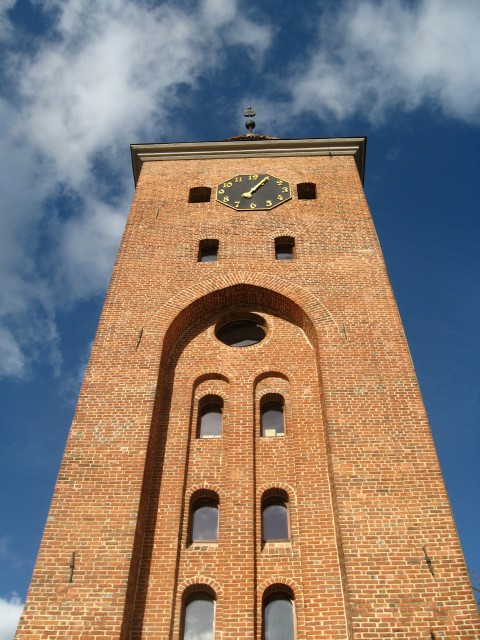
[152,271,336,329]
[138,273,340,367]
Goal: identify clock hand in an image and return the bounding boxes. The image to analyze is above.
[241,176,270,198]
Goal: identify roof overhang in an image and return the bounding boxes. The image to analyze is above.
[130,137,366,187]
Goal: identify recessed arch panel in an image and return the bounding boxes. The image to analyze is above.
[129,279,350,638]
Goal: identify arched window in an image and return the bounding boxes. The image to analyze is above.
[198,239,219,262]
[297,182,316,200]
[261,395,285,437]
[189,186,211,203]
[262,491,289,541]
[190,495,219,542]
[182,590,215,640]
[275,236,295,260]
[198,396,223,438]
[263,588,295,640]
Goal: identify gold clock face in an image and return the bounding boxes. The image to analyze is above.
[216,174,291,211]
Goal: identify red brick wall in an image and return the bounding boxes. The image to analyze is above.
[16,149,480,639]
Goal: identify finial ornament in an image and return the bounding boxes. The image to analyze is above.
[223,106,277,140]
[244,105,256,133]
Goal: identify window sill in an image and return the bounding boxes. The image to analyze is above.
[188,541,218,551]
[261,540,292,555]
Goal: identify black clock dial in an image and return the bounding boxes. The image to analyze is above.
[216,174,291,211]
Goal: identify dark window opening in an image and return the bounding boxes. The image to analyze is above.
[198,396,223,438]
[216,320,265,347]
[189,186,212,203]
[275,236,295,260]
[261,398,285,436]
[297,182,316,200]
[198,239,219,262]
[182,591,215,640]
[262,495,289,541]
[263,590,295,640]
[191,498,219,542]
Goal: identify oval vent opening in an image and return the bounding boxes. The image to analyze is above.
[215,318,266,347]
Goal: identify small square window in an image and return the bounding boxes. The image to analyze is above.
[297,182,316,200]
[275,244,293,260]
[198,240,219,262]
[275,237,295,261]
[189,186,211,203]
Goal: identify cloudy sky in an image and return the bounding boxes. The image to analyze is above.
[1,0,479,636]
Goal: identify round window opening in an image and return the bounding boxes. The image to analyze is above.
[216,319,266,347]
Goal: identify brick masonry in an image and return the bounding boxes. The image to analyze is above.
[15,140,480,639]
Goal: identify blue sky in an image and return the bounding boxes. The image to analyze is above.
[0,0,479,637]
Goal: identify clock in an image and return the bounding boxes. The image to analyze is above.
[216,173,292,211]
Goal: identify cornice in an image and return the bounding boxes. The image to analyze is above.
[130,137,367,186]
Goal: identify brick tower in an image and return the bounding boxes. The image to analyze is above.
[16,130,480,640]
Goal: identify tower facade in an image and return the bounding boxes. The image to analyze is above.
[16,136,480,639]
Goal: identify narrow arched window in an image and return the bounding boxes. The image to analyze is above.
[297,182,316,200]
[263,589,295,640]
[261,396,285,437]
[189,186,211,203]
[198,239,219,262]
[182,591,215,640]
[198,396,223,438]
[275,236,295,260]
[191,496,219,542]
[262,492,289,541]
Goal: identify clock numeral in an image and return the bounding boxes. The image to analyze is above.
[276,180,283,185]
[277,195,284,201]
[234,177,243,182]
[223,196,230,202]
[250,203,257,209]
[218,189,225,195]
[223,182,232,188]
[248,174,259,181]
[265,200,273,207]
[282,187,289,193]
[234,201,241,208]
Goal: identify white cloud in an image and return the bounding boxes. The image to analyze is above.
[0,536,24,571]
[0,536,11,559]
[201,0,237,26]
[0,0,15,41]
[0,0,273,378]
[0,594,23,640]
[0,327,27,378]
[276,0,480,124]
[57,199,127,300]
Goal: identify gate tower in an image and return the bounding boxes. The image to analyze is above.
[16,120,480,639]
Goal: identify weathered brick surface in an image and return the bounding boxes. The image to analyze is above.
[16,145,480,639]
